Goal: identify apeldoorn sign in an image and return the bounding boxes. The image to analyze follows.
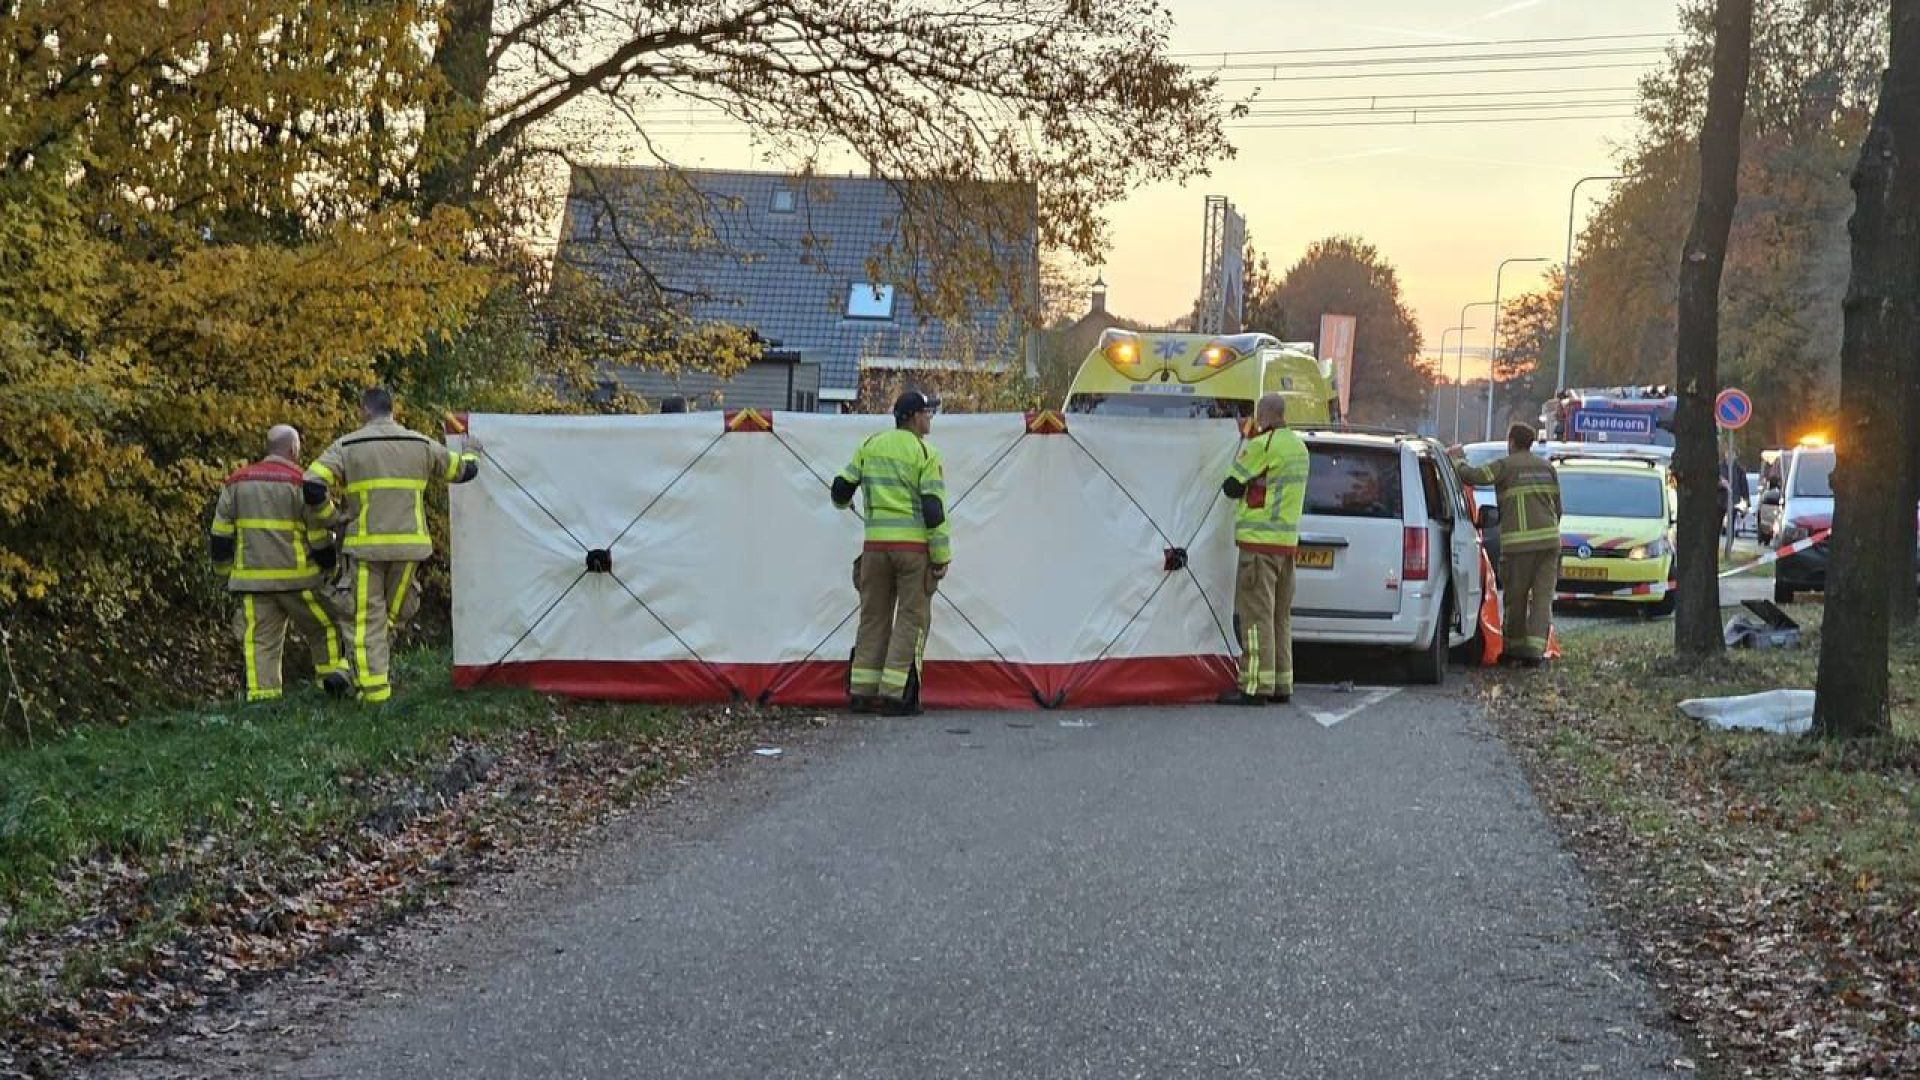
[1572,409,1655,438]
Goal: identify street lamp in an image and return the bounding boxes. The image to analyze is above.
[1488,257,1552,442]
[1556,174,1626,393]
[1455,300,1496,443]
[1439,324,1475,440]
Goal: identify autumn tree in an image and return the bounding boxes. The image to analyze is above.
[1569,0,1883,449]
[0,1,489,730]
[410,0,1235,359]
[1813,0,1920,738]
[1490,271,1580,432]
[1245,237,1429,427]
[1673,0,1755,661]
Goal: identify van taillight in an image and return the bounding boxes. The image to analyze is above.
[1403,527,1430,581]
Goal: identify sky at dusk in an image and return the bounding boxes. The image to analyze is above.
[624,0,1688,383]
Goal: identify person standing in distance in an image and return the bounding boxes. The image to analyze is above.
[304,387,480,703]
[1219,393,1311,705]
[1452,422,1562,667]
[831,391,951,716]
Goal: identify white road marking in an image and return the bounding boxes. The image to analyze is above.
[1302,686,1402,729]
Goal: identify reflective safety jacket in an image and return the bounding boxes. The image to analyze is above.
[210,455,334,592]
[1455,450,1562,554]
[833,428,952,565]
[305,419,479,563]
[1226,427,1311,554]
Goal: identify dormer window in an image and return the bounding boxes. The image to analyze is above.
[846,283,895,321]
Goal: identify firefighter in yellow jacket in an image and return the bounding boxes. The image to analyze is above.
[304,387,480,703]
[210,425,352,702]
[1218,393,1312,706]
[1453,422,1562,667]
[831,391,951,716]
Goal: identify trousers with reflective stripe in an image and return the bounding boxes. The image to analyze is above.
[233,590,348,701]
[850,549,933,702]
[1500,548,1558,661]
[344,559,420,703]
[1234,550,1297,696]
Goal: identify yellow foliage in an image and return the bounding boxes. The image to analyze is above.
[1,1,490,727]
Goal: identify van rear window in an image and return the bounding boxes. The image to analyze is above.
[1306,447,1403,519]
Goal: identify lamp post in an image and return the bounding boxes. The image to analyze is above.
[1556,174,1625,393]
[1455,300,1496,443]
[1439,324,1474,440]
[1488,257,1551,441]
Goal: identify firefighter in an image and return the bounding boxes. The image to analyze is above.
[1453,422,1562,667]
[1218,393,1312,705]
[304,387,480,703]
[831,391,951,716]
[210,425,352,702]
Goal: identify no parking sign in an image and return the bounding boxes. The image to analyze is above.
[1715,388,1752,430]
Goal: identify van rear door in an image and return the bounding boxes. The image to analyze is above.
[1292,442,1406,619]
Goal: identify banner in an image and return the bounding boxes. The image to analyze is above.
[1319,313,1357,420]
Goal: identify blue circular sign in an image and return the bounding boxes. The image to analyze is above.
[1715,388,1752,430]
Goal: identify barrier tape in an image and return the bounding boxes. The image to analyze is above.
[1551,529,1831,602]
[1718,529,1829,579]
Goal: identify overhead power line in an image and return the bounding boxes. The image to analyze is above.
[1226,113,1638,130]
[1239,99,1640,120]
[1168,31,1676,60]
[1213,61,1659,84]
[1196,45,1667,73]
[1252,85,1641,104]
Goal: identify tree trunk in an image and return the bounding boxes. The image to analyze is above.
[419,0,496,212]
[1893,345,1920,629]
[1673,0,1754,660]
[1813,0,1920,738]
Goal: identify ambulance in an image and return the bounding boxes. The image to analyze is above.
[1063,330,1338,424]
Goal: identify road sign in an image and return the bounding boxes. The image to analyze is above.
[1571,409,1655,438]
[1715,388,1753,430]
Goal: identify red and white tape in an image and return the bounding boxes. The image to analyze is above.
[1548,531,1829,601]
[1718,529,1830,579]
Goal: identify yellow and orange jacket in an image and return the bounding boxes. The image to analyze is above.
[304,419,479,563]
[209,455,335,592]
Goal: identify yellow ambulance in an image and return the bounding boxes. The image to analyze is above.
[1062,330,1339,425]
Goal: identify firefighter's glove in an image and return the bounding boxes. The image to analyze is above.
[313,545,338,572]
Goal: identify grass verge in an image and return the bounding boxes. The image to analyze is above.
[1488,609,1920,1078]
[1,650,788,1076]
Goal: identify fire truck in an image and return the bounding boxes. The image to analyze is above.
[1540,386,1677,446]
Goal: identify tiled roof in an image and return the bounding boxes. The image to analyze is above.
[556,165,1036,393]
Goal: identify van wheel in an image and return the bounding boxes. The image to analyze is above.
[1409,594,1450,686]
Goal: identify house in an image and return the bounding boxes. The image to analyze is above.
[555,165,1038,412]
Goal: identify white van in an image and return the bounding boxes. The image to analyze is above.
[1288,431,1488,683]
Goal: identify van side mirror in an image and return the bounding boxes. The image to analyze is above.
[1476,505,1501,529]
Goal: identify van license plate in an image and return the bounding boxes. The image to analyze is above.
[1563,566,1609,581]
[1296,548,1335,569]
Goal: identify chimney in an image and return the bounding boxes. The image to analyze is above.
[1090,275,1108,316]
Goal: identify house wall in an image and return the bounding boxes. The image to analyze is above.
[609,360,823,413]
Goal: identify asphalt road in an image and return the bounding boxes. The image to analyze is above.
[260,683,1683,1080]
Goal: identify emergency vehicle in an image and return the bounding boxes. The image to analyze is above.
[1063,330,1338,424]
[1551,452,1678,616]
[1540,386,1677,446]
